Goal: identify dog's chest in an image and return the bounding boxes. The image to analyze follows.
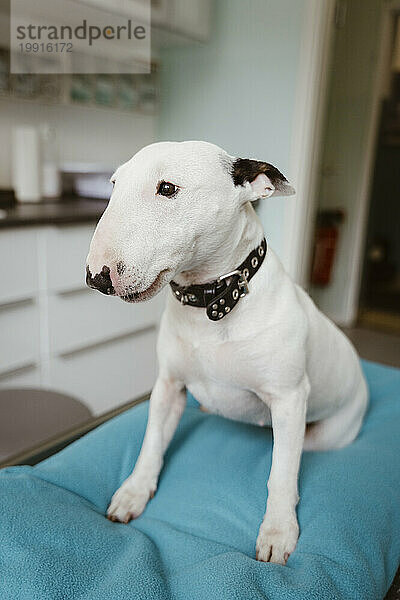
[172,328,272,426]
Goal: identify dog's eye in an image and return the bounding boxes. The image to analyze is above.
[157,181,178,197]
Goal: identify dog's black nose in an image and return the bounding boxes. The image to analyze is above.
[86,265,115,295]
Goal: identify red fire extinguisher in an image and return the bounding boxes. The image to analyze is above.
[311,210,345,286]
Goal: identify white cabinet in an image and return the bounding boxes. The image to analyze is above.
[49,327,158,415]
[79,0,212,42]
[167,0,211,41]
[45,224,95,293]
[48,287,164,355]
[0,229,39,304]
[151,0,172,28]
[0,299,40,375]
[0,224,162,415]
[0,365,41,389]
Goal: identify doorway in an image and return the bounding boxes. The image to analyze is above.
[309,0,400,334]
[358,11,400,333]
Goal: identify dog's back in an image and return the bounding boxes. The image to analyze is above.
[294,283,368,449]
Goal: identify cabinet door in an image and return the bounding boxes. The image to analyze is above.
[0,300,40,376]
[49,327,158,415]
[45,224,96,293]
[78,0,150,18]
[169,0,211,41]
[151,0,171,27]
[48,287,164,355]
[0,365,41,389]
[0,229,39,304]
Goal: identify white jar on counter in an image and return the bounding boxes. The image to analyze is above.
[12,126,42,203]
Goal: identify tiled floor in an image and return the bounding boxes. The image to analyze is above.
[343,326,400,368]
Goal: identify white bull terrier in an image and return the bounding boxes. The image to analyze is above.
[86,140,368,564]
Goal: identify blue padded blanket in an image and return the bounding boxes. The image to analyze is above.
[0,360,399,600]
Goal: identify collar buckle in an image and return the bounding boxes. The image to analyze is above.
[238,273,249,296]
[217,268,241,282]
[217,269,249,297]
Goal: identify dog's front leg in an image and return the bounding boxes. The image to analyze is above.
[256,376,309,564]
[107,376,186,523]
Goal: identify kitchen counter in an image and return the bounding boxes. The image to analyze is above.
[0,196,107,229]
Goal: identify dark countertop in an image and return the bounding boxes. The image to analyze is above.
[0,195,108,229]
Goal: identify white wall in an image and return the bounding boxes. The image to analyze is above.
[311,0,384,324]
[157,0,307,260]
[0,98,156,188]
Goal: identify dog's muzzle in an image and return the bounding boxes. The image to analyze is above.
[86,265,115,295]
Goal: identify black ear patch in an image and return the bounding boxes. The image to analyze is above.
[231,158,291,194]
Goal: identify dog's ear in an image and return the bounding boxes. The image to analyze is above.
[231,158,295,200]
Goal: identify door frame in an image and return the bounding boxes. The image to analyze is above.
[343,2,397,324]
[286,0,395,323]
[282,0,336,286]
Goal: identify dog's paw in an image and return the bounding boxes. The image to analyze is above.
[255,516,299,565]
[107,477,156,523]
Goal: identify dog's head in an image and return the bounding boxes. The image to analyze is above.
[86,141,294,302]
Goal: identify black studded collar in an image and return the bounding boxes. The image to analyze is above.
[170,238,267,321]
